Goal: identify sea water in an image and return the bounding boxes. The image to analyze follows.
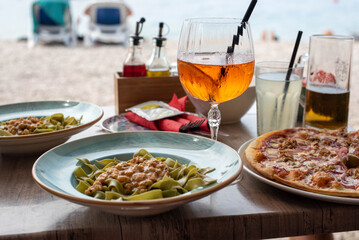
[0,0,358,41]
[256,72,302,136]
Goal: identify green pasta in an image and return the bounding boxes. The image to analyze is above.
[73,149,216,201]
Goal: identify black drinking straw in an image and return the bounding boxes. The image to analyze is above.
[285,31,303,80]
[242,0,258,23]
[281,30,303,113]
[227,0,257,54]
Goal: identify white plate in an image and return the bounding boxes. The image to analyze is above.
[239,139,359,205]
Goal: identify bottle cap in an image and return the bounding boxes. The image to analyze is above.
[131,17,146,46]
[154,22,167,47]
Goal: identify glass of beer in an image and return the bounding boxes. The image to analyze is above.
[304,35,354,129]
[177,18,255,140]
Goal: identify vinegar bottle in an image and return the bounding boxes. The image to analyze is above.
[146,22,170,77]
[123,18,147,77]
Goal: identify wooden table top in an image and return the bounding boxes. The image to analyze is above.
[1,106,359,240]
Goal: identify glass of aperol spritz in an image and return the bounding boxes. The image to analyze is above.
[177,18,255,140]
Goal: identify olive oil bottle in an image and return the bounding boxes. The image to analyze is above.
[146,22,170,77]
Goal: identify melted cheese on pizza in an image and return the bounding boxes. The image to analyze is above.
[258,128,359,191]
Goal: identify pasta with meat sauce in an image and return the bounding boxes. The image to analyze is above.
[0,113,82,136]
[73,149,217,201]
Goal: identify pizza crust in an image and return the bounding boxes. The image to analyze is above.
[272,174,359,197]
[245,134,275,180]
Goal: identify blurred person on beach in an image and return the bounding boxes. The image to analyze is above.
[261,30,279,41]
[323,29,333,35]
[270,30,279,41]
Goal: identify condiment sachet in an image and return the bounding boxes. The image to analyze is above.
[126,101,183,121]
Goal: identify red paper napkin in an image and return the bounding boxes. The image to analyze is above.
[125,94,209,133]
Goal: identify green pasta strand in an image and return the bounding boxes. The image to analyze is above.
[162,189,180,198]
[94,191,105,199]
[103,162,116,170]
[76,180,90,193]
[105,191,123,200]
[106,179,125,194]
[198,167,216,175]
[184,178,205,191]
[164,158,176,168]
[134,149,153,160]
[150,176,181,190]
[176,166,189,179]
[89,169,105,180]
[178,167,199,186]
[73,167,89,180]
[96,158,118,167]
[84,178,94,185]
[125,189,163,201]
[104,189,163,200]
[0,129,13,136]
[76,158,99,174]
[200,175,217,186]
[155,157,167,162]
[51,113,64,122]
[76,157,90,165]
[33,128,55,133]
[169,166,181,179]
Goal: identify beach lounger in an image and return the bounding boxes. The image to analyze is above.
[28,0,76,47]
[84,1,130,45]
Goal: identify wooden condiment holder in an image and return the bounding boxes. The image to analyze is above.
[114,73,195,115]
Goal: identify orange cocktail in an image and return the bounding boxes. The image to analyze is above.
[178,57,254,103]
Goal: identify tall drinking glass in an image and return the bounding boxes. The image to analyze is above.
[177,18,255,140]
[304,35,354,129]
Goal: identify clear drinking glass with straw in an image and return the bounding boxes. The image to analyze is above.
[255,31,304,136]
[177,0,257,140]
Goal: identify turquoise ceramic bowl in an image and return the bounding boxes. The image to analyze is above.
[32,131,242,216]
[0,100,103,155]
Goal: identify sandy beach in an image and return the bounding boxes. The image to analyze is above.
[0,39,358,129]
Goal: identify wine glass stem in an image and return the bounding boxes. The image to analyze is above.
[208,103,221,140]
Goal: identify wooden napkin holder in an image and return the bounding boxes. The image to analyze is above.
[114,73,195,115]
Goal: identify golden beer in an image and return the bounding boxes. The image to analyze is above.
[304,86,349,129]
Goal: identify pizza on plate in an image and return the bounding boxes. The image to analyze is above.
[245,127,359,197]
